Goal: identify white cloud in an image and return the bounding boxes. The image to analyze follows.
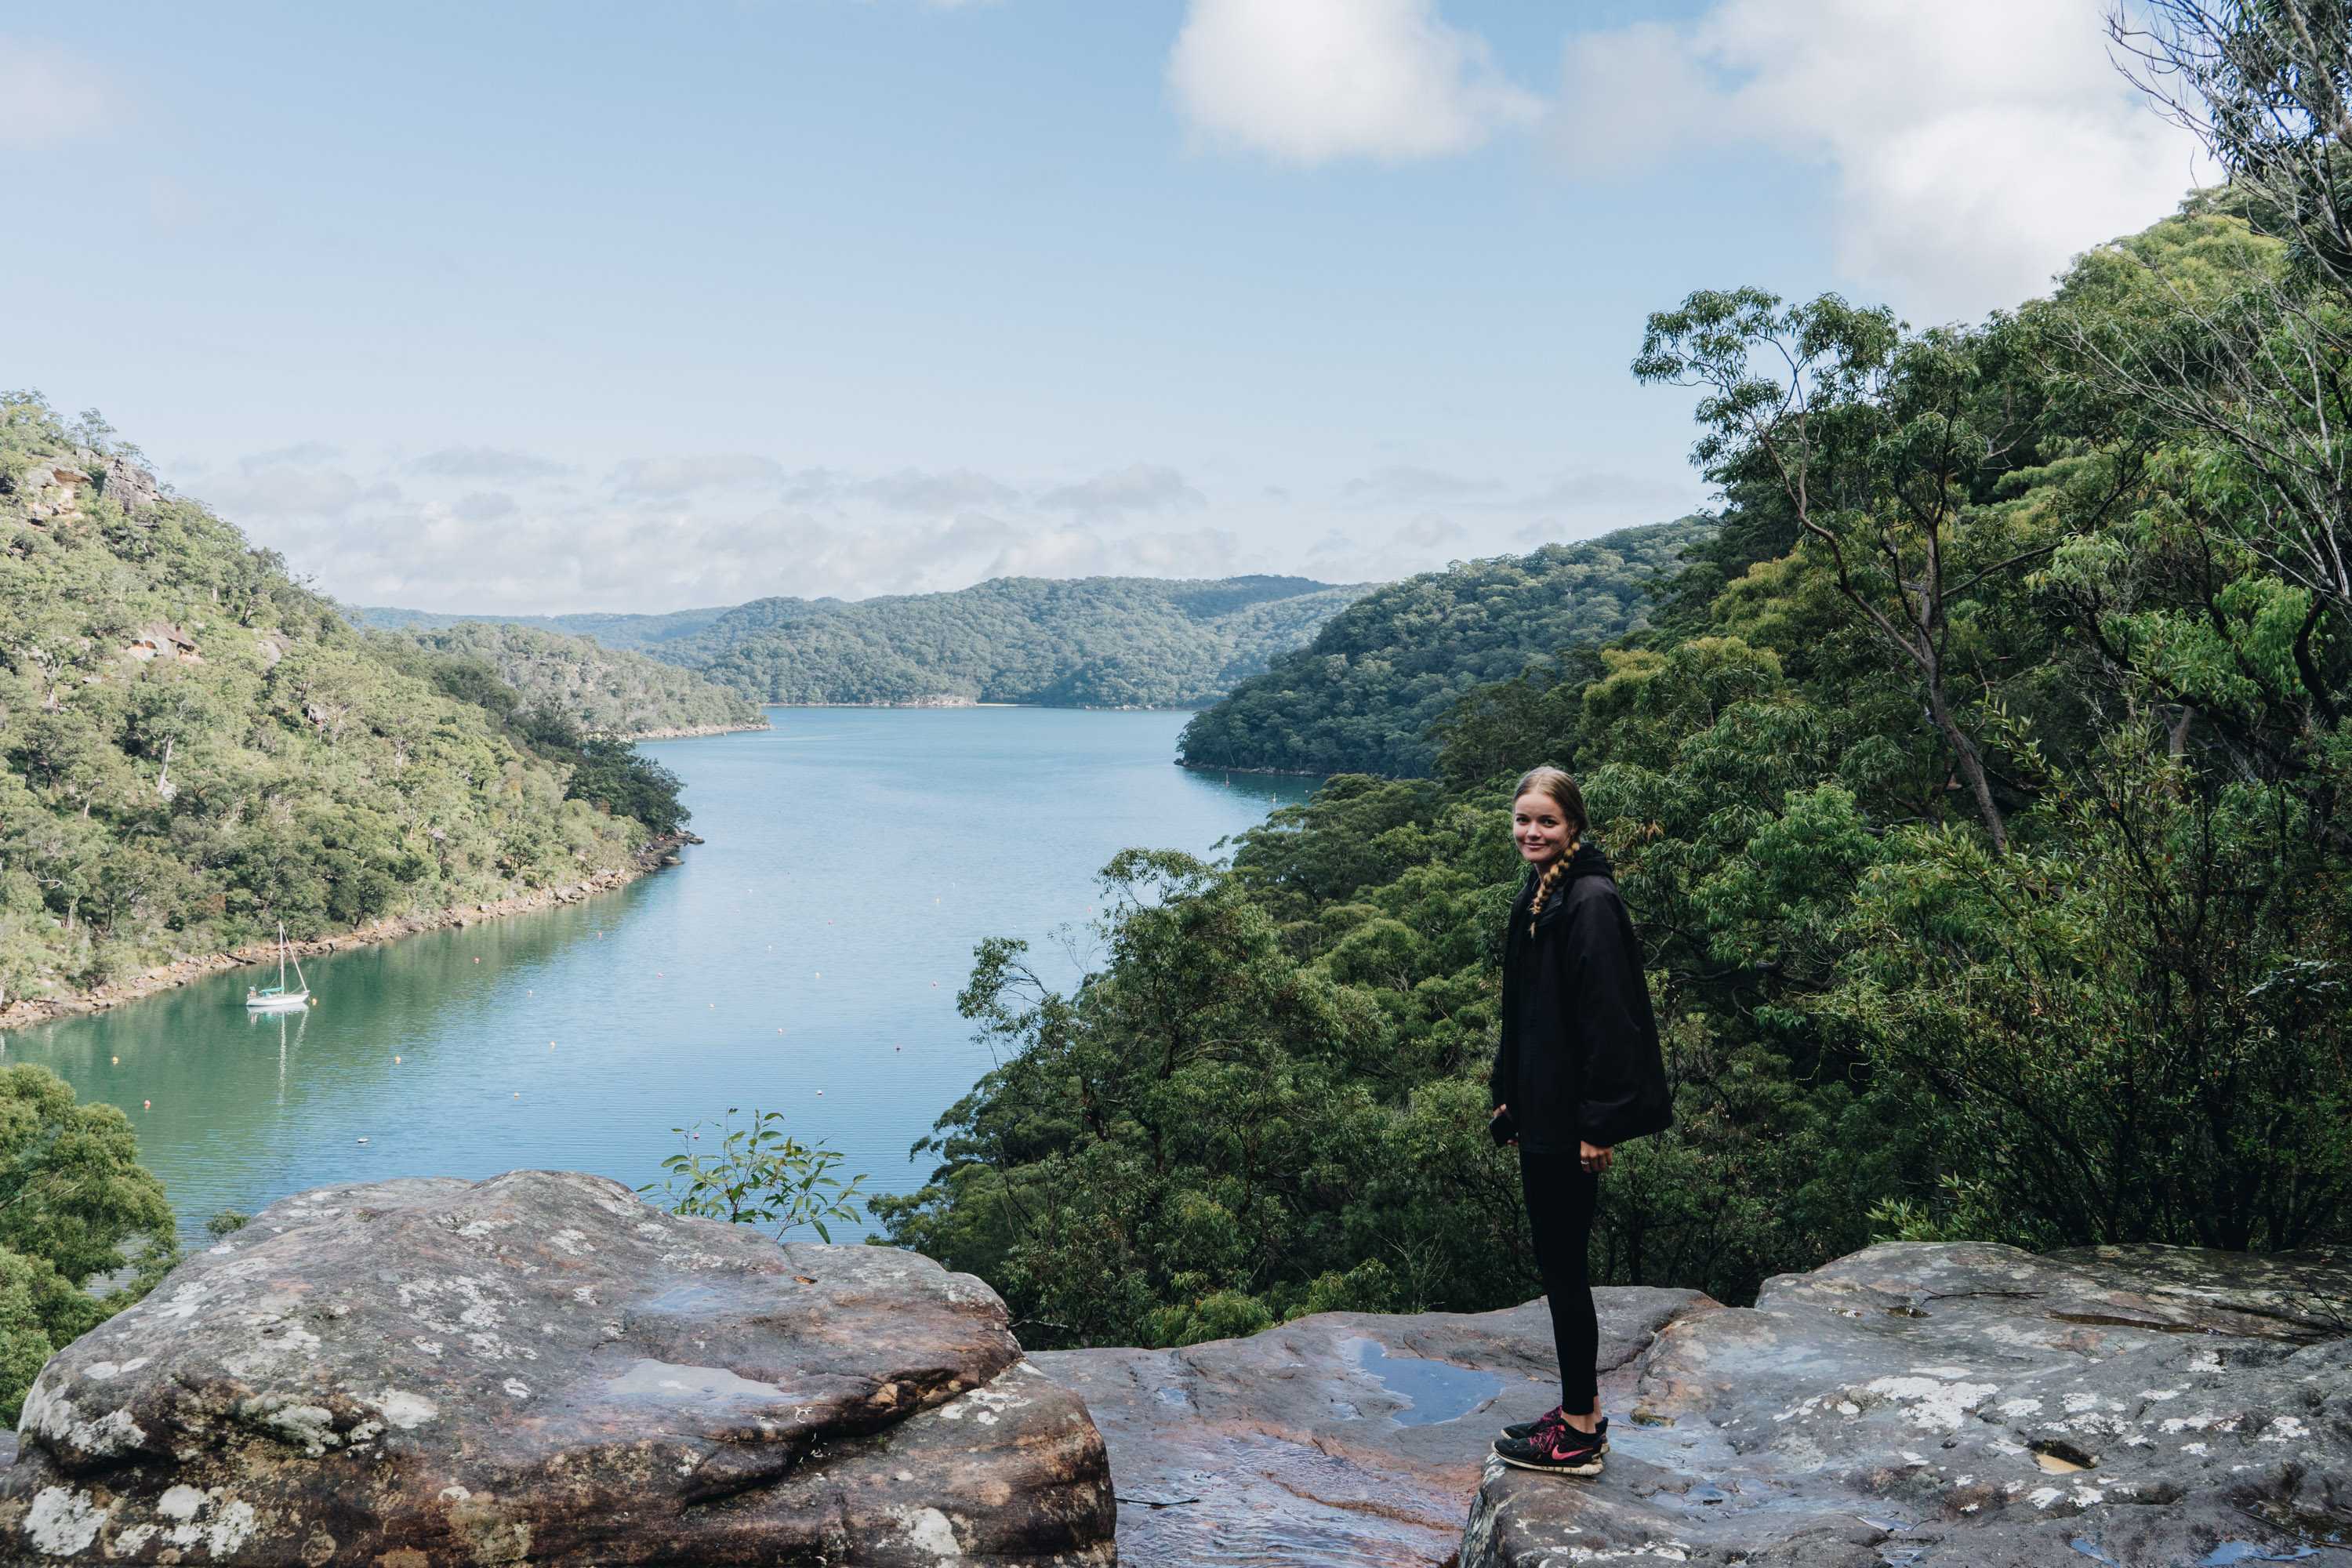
[409,445,568,481]
[608,454,782,497]
[1552,0,2209,318]
[198,466,398,520]
[0,38,111,150]
[241,442,343,470]
[779,466,1022,512]
[1167,0,1538,165]
[1035,463,1205,517]
[1342,464,1502,506]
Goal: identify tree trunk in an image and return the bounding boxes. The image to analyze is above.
[1921,656,2007,851]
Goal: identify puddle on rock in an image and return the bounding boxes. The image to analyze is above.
[1348,1339,1501,1428]
[2068,1539,2121,1565]
[603,1358,797,1403]
[2196,1544,2321,1565]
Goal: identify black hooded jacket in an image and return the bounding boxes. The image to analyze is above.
[1488,842,1673,1152]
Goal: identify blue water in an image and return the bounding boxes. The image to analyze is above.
[0,708,1314,1239]
[1350,1339,1502,1426]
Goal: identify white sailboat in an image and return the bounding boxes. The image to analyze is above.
[245,924,313,1011]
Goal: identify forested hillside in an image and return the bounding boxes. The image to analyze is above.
[0,395,686,1011]
[877,187,2352,1350]
[673,575,1370,707]
[353,604,726,654]
[378,621,767,738]
[1176,521,1708,777]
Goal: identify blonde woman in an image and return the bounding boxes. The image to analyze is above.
[1486,766,1671,1477]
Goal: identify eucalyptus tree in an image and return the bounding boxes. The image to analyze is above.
[1633,292,2055,850]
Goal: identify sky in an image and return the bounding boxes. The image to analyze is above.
[5,1,2207,615]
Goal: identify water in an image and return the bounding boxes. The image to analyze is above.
[1348,1339,1502,1427]
[1,708,1314,1240]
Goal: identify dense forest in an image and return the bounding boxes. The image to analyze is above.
[354,603,727,655]
[1174,521,1706,778]
[374,620,767,738]
[661,575,1370,708]
[0,394,690,1011]
[368,575,1370,710]
[877,18,2352,1352]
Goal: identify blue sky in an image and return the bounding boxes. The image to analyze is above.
[5,2,2203,613]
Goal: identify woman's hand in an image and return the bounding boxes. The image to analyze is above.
[1490,1104,1517,1146]
[1580,1140,1613,1174]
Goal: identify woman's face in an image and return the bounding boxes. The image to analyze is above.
[1512,792,1573,866]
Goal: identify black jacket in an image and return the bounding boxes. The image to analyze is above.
[1488,843,1673,1152]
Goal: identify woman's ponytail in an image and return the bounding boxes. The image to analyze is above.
[1526,833,1579,936]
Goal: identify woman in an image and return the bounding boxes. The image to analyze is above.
[1486,765,1672,1478]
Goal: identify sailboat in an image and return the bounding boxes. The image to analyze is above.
[245,923,314,1012]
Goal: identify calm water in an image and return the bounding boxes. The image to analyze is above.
[2,708,1313,1239]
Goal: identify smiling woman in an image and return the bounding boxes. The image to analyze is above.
[1486,763,1671,1474]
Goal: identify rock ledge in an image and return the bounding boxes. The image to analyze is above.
[0,1170,1114,1565]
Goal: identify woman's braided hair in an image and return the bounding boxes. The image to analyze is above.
[1515,765,1588,937]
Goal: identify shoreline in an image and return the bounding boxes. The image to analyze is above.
[0,832,695,1034]
[1173,759,1327,778]
[620,717,771,740]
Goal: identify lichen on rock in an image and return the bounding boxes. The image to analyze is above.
[0,1170,1114,1565]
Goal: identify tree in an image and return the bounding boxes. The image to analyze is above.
[0,1065,177,1421]
[1635,293,2087,851]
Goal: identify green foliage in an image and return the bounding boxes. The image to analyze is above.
[0,1065,176,1421]
[665,575,1368,709]
[1178,523,1708,778]
[641,1108,868,1243]
[379,619,764,737]
[888,197,2352,1345]
[0,393,678,1005]
[361,575,1369,713]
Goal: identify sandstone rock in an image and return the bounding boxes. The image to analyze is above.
[1036,1289,1699,1566]
[0,1171,1114,1565]
[98,455,162,516]
[1465,1241,2352,1568]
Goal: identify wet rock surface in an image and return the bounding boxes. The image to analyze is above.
[1034,1289,1702,1566]
[1466,1241,2352,1568]
[0,1170,1113,1565]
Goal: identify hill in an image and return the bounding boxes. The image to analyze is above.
[375,621,767,739]
[1174,519,1709,777]
[349,604,727,654]
[0,395,683,1011]
[663,575,1372,708]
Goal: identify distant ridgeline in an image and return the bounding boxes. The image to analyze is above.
[1176,518,1711,778]
[362,575,1375,710]
[0,394,689,1007]
[354,619,767,739]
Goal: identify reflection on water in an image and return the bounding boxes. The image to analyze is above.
[4,708,1316,1239]
[1349,1338,1502,1427]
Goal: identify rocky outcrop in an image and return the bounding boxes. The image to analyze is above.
[0,1171,1114,1565]
[1464,1241,2352,1568]
[1036,1290,1697,1567]
[1044,1243,2352,1567]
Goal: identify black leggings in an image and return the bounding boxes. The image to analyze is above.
[1519,1145,1601,1415]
